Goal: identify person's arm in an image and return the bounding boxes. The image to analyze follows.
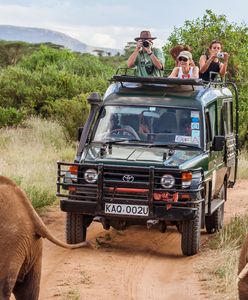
[168,67,179,78]
[199,54,215,73]
[127,40,142,68]
[192,66,199,78]
[219,52,229,77]
[143,42,164,70]
[149,52,163,70]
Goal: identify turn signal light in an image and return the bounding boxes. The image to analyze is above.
[182,172,192,188]
[69,165,78,175]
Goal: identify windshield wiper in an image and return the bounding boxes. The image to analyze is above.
[103,139,151,145]
[149,143,200,149]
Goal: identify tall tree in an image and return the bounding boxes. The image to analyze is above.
[163,10,248,147]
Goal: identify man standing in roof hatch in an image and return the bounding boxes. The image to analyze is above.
[127,30,165,77]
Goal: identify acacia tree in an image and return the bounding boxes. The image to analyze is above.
[163,9,248,147]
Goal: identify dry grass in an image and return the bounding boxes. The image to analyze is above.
[198,214,248,300]
[237,151,248,179]
[198,247,239,300]
[0,117,76,208]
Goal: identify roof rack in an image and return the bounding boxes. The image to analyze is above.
[111,75,205,87]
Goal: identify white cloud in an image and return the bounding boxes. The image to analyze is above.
[0,1,247,50]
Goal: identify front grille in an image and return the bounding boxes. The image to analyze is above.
[102,165,150,203]
[57,162,203,205]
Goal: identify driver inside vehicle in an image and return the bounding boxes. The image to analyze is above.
[108,113,140,140]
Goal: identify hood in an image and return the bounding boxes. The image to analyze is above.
[81,144,205,169]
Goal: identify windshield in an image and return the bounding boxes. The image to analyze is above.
[92,105,202,148]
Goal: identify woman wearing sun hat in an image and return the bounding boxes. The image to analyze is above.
[127,30,165,77]
[168,50,199,79]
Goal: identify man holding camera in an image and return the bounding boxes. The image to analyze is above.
[127,30,164,77]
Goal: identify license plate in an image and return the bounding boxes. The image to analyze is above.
[104,203,149,216]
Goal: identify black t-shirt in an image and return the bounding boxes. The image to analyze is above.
[199,55,220,81]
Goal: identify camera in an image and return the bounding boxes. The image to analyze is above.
[142,40,149,48]
[145,64,154,75]
[217,52,224,59]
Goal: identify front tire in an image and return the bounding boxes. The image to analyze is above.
[66,212,87,244]
[181,203,201,256]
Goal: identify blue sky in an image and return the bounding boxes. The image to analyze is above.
[0,0,247,49]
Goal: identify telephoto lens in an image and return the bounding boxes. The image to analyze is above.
[142,40,149,48]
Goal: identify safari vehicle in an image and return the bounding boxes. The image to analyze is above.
[57,75,238,256]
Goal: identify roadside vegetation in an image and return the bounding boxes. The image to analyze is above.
[198,213,248,300]
[0,117,75,208]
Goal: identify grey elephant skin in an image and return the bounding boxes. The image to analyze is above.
[0,176,88,300]
[238,234,248,299]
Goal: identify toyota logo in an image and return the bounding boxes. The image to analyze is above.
[122,175,134,182]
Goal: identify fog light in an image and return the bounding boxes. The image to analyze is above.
[161,174,175,188]
[84,169,98,183]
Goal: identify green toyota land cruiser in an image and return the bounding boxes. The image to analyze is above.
[57,75,238,256]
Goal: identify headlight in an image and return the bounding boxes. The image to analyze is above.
[161,174,175,188]
[84,169,98,183]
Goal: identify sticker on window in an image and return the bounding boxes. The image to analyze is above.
[175,135,193,144]
[192,130,200,137]
[192,136,200,144]
[191,111,199,118]
[191,117,199,122]
[191,122,199,130]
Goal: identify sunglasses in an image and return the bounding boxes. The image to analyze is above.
[178,57,188,62]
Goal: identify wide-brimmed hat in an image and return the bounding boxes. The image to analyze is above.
[134,30,157,41]
[177,50,192,60]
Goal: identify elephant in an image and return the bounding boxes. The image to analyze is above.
[237,234,248,299]
[0,176,89,300]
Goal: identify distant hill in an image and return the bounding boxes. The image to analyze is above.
[0,25,121,56]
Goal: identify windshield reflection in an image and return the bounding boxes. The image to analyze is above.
[93,106,201,147]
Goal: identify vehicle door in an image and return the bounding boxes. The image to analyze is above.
[205,101,226,197]
[221,99,236,185]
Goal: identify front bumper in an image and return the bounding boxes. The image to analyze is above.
[60,198,200,222]
[58,162,203,222]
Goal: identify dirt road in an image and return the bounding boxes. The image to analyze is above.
[39,180,248,300]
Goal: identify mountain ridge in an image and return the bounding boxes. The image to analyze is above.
[0,25,121,56]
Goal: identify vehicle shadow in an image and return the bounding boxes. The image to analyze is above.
[91,225,195,259]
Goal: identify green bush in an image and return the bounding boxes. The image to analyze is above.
[0,106,26,127]
[25,185,57,209]
[45,96,90,140]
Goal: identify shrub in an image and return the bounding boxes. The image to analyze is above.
[45,96,90,140]
[0,106,26,127]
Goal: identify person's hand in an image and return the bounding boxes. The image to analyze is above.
[135,39,143,51]
[209,53,217,61]
[142,40,153,54]
[223,52,229,62]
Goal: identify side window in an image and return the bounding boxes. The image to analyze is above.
[205,111,211,143]
[208,103,217,138]
[222,101,233,135]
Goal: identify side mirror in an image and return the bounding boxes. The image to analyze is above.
[78,127,84,141]
[212,135,225,151]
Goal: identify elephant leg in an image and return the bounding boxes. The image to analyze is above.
[238,279,248,300]
[13,255,42,300]
[0,268,21,300]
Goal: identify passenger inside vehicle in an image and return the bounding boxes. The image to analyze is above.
[153,111,177,133]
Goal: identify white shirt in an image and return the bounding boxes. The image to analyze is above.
[178,67,193,79]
